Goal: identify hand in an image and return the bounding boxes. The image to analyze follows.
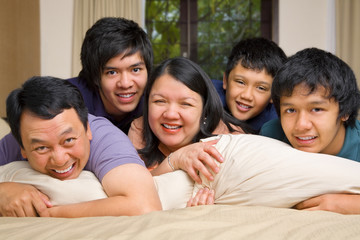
[294,193,360,214]
[171,140,223,184]
[0,182,52,217]
[187,188,215,207]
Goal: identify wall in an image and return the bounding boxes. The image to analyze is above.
[0,0,40,118]
[278,0,335,56]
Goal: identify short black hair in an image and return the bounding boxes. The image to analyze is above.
[224,37,287,80]
[6,76,88,148]
[272,48,360,127]
[78,17,153,91]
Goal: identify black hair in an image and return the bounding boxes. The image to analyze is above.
[6,76,88,148]
[139,57,253,167]
[224,37,287,80]
[78,17,153,92]
[272,47,360,127]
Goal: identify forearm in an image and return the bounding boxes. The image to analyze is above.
[49,195,161,217]
[150,155,173,176]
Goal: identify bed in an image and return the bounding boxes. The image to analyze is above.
[1,205,360,239]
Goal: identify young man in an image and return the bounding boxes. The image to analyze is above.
[213,37,287,131]
[69,17,153,133]
[260,47,360,213]
[0,76,161,217]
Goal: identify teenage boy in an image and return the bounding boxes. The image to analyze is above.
[214,37,287,131]
[0,76,161,217]
[260,48,360,214]
[69,17,153,133]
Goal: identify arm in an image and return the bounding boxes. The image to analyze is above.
[46,164,162,217]
[151,140,223,184]
[294,193,360,214]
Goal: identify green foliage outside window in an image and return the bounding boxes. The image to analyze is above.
[146,0,261,80]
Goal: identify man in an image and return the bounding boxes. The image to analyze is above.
[0,76,161,217]
[69,17,153,133]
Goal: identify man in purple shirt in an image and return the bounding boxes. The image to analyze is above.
[68,17,153,133]
[0,76,161,217]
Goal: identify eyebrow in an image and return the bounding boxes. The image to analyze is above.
[104,61,145,70]
[232,74,271,85]
[150,93,198,102]
[280,100,329,107]
[29,127,74,144]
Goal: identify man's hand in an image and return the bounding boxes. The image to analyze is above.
[187,188,215,207]
[294,193,360,214]
[0,182,52,217]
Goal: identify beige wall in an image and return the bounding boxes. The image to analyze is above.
[0,0,40,118]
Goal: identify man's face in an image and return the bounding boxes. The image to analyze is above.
[223,63,273,121]
[100,51,148,120]
[280,83,347,155]
[20,108,92,180]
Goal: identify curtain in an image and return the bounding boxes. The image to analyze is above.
[71,0,144,77]
[336,0,360,87]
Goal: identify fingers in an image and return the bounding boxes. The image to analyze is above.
[187,188,215,207]
[294,196,320,210]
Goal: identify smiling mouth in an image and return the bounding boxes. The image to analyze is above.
[116,93,135,98]
[297,136,317,141]
[53,164,74,174]
[162,124,181,130]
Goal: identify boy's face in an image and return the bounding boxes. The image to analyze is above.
[20,108,92,180]
[100,51,148,120]
[223,63,273,121]
[280,83,347,155]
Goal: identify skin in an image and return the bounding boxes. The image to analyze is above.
[223,63,273,121]
[145,74,223,184]
[0,108,161,217]
[280,83,360,214]
[100,51,148,121]
[280,83,347,155]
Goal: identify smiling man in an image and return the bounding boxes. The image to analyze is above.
[68,17,153,134]
[0,76,161,217]
[260,48,360,214]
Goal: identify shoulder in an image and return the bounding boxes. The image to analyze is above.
[259,119,286,140]
[211,79,226,107]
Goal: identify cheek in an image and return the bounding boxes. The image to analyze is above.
[254,94,271,111]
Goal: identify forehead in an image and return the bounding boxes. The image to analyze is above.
[106,51,144,66]
[289,83,330,98]
[20,109,84,142]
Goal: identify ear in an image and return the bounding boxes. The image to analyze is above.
[269,98,273,104]
[86,122,93,140]
[20,147,27,159]
[222,73,227,90]
[341,115,349,122]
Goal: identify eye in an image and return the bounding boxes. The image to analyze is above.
[132,67,141,73]
[106,70,117,76]
[235,79,245,85]
[312,108,323,113]
[34,146,48,153]
[257,85,268,91]
[285,108,295,114]
[64,138,76,146]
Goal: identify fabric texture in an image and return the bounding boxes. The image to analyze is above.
[0,118,10,139]
[3,134,360,211]
[260,119,360,162]
[0,114,145,181]
[68,77,144,133]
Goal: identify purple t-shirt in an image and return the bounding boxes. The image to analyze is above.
[0,114,145,181]
[68,77,143,134]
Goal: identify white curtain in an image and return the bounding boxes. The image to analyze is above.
[336,0,360,87]
[71,0,144,77]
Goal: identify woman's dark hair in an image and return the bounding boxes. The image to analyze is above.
[139,57,253,167]
[6,76,88,148]
[272,48,360,127]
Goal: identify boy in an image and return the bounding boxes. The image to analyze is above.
[260,47,360,214]
[69,17,153,133]
[214,37,287,131]
[0,76,161,217]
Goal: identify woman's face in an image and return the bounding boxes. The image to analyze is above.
[148,74,203,152]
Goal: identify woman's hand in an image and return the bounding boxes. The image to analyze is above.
[171,140,223,184]
[187,188,215,207]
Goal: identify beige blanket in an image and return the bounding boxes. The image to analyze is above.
[1,205,360,239]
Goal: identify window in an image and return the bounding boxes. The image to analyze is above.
[146,0,276,80]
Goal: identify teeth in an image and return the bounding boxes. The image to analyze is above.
[298,136,316,140]
[54,164,73,174]
[238,103,250,109]
[163,124,180,129]
[117,93,134,98]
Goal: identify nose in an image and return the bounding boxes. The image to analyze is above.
[50,147,70,167]
[162,104,180,119]
[116,72,133,89]
[295,111,312,131]
[240,86,253,101]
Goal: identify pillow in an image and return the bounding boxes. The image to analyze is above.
[2,134,360,210]
[0,161,107,206]
[0,118,10,139]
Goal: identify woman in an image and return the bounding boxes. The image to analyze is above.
[128,57,254,185]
